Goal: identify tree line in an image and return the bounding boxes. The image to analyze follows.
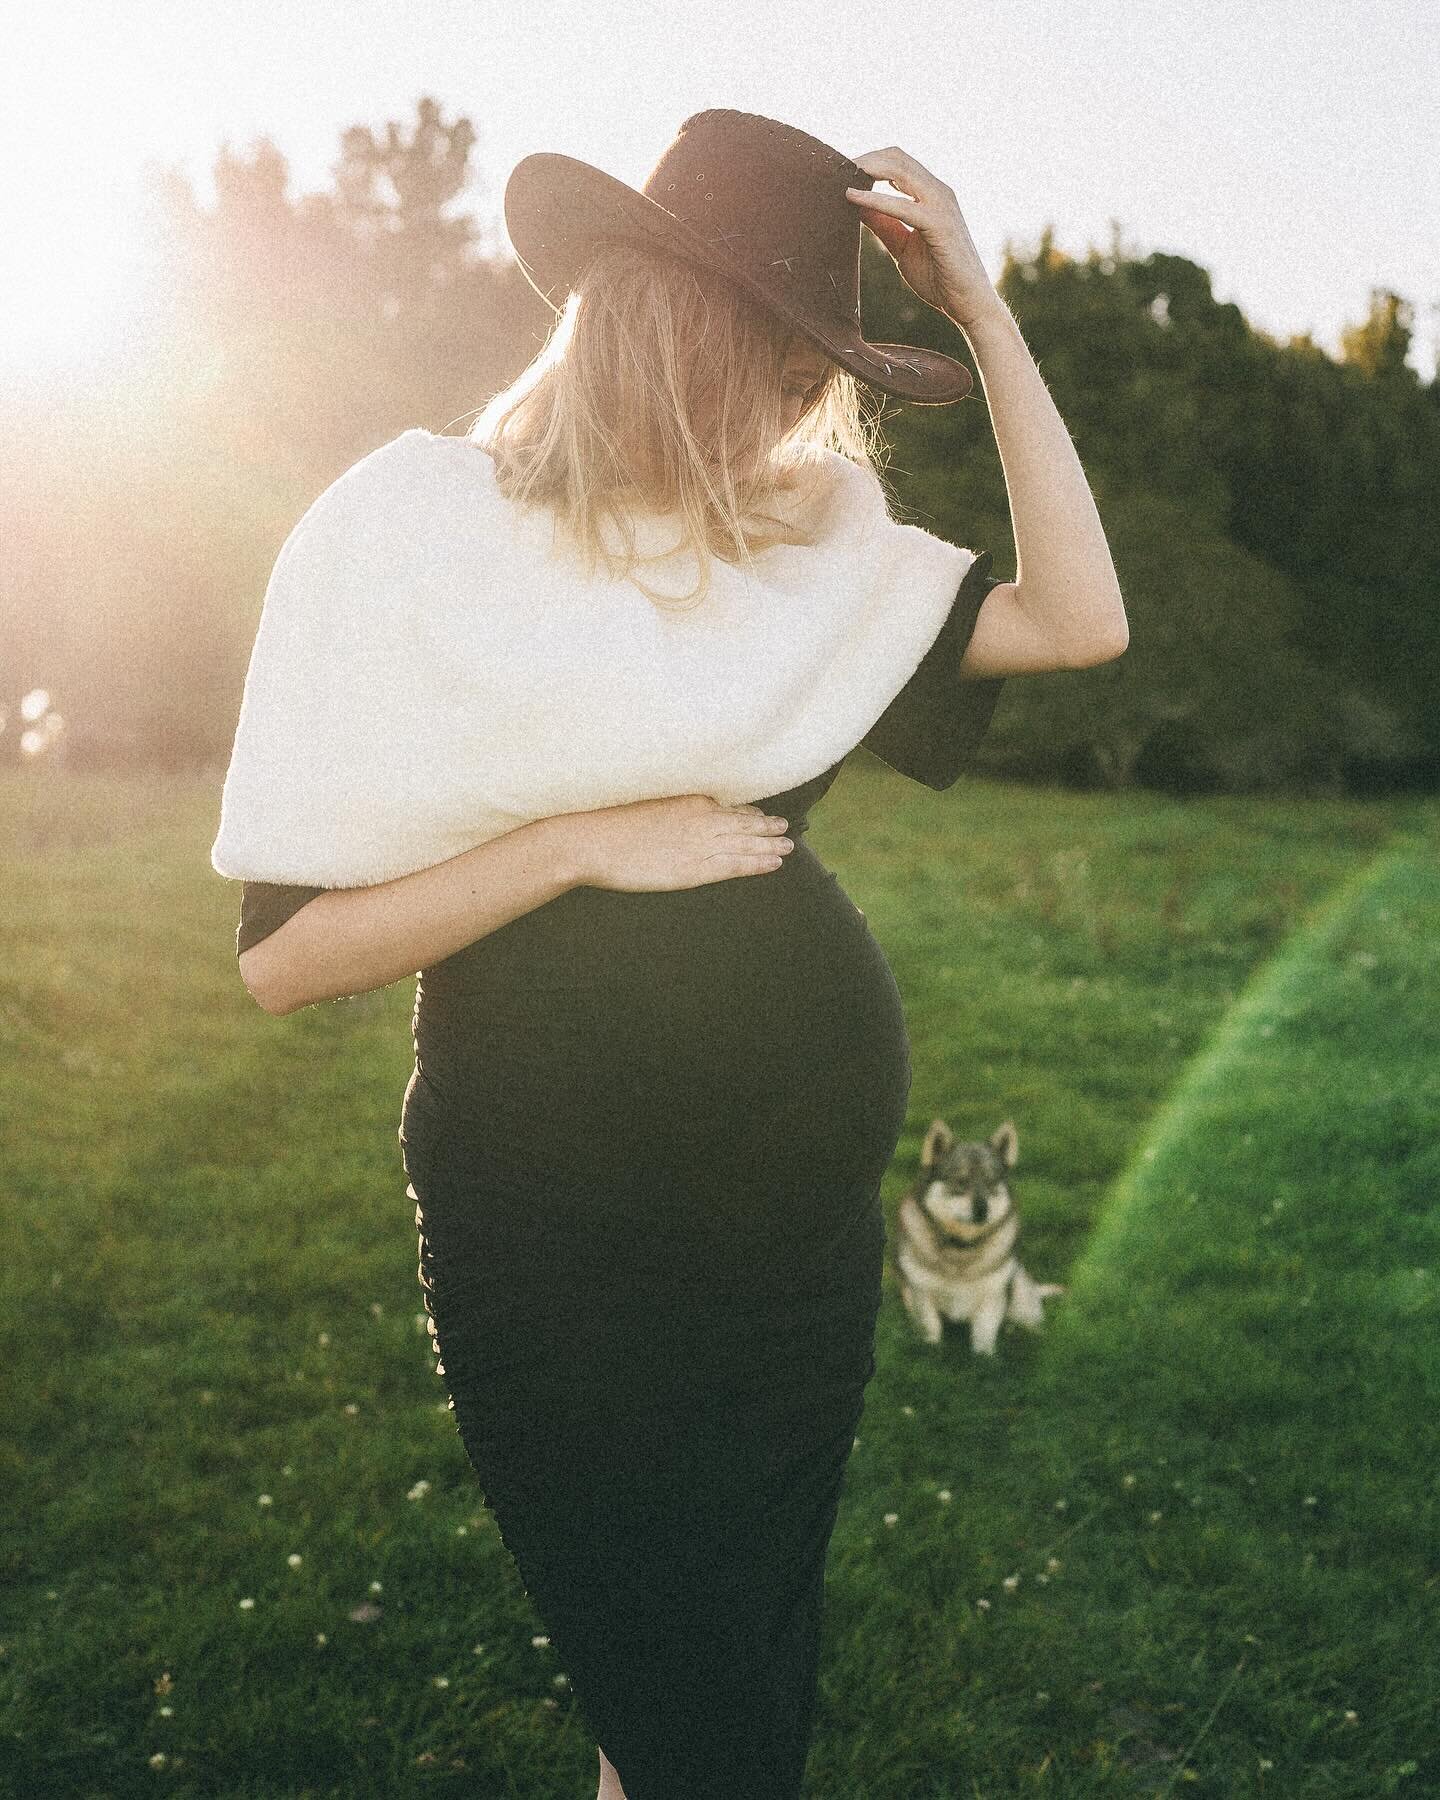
[5,96,1435,794]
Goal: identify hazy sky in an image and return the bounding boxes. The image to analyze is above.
[6,0,1436,379]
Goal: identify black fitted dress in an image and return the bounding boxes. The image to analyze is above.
[235,551,1006,1799]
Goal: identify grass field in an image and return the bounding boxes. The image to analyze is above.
[2,763,1436,1798]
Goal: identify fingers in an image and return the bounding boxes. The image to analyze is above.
[699,843,788,881]
[732,818,791,847]
[845,185,916,216]
[850,146,952,203]
[721,807,793,871]
[851,209,914,263]
[683,801,796,882]
[722,818,792,845]
[738,859,785,879]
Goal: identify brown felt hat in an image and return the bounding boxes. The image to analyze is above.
[503,107,974,406]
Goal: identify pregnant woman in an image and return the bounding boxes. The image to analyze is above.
[213,110,1126,1800]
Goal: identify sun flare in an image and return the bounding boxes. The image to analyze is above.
[0,196,150,369]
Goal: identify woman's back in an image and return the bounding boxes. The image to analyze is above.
[229,542,1006,1794]
[394,545,1003,1797]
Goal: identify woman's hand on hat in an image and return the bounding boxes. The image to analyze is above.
[845,148,995,330]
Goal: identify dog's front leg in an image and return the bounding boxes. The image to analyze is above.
[969,1287,1009,1355]
[900,1279,945,1345]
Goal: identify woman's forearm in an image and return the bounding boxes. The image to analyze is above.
[951,295,1129,665]
[240,815,584,1015]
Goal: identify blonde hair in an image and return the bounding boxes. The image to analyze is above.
[465,242,889,608]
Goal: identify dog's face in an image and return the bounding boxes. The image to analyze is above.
[916,1117,1018,1241]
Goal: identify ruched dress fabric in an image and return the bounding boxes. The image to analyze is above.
[235,551,1006,1799]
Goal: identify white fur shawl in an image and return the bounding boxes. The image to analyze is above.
[210,428,981,888]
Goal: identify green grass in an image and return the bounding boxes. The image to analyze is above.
[1,763,1435,1798]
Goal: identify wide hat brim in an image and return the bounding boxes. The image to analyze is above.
[503,149,974,405]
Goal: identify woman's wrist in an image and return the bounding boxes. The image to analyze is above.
[525,812,592,891]
[943,290,1017,345]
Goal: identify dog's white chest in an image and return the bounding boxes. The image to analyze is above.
[897,1240,1004,1320]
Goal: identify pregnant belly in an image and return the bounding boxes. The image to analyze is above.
[401,841,913,1218]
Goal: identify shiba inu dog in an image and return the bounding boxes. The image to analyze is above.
[894,1117,1064,1353]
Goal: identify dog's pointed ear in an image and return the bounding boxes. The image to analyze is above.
[920,1118,953,1168]
[990,1119,1018,1167]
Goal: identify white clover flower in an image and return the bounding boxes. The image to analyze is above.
[901,1405,914,1417]
[1149,1510,1163,1523]
[472,1644,486,1655]
[407,1480,431,1501]
[281,1465,293,1477]
[158,1705,173,1718]
[883,1513,898,1527]
[1046,1556,1062,1572]
[976,1597,991,1611]
[239,1597,255,1610]
[937,1490,952,1503]
[432,1675,450,1689]
[149,1752,168,1768]
[287,1554,303,1569]
[344,1404,359,1416]
[1053,1498,1067,1511]
[369,1580,383,1594]
[315,1633,327,1646]
[318,1332,330,1347]
[456,1526,468,1536]
[553,1673,569,1687]
[1002,1573,1020,1591]
[370,1302,384,1318]
[531,1634,550,1648]
[257,1494,273,1507]
[1122,1473,1136,1488]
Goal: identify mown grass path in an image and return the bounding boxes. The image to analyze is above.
[821,833,1438,1798]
